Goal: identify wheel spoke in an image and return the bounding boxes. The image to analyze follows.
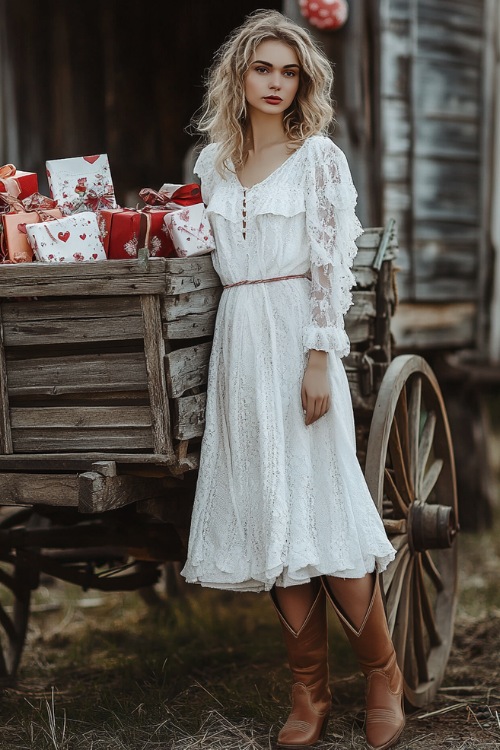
[392,559,414,675]
[404,565,419,689]
[420,459,443,503]
[388,420,413,505]
[0,604,17,643]
[408,376,422,494]
[417,411,436,500]
[416,555,441,647]
[384,469,409,518]
[422,550,444,593]
[394,386,411,476]
[413,557,430,683]
[386,546,411,634]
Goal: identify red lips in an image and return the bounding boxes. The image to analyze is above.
[264,96,282,102]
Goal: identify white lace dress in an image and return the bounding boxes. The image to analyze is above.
[180,134,395,592]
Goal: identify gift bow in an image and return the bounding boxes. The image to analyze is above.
[0,191,58,222]
[139,183,201,209]
[0,164,21,199]
[70,187,116,213]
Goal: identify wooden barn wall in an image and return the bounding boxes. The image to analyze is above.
[380,0,485,308]
[0,0,280,202]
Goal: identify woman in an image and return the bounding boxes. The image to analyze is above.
[180,10,405,750]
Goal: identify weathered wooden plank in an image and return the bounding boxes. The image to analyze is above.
[0,473,79,506]
[11,429,153,452]
[2,316,144,347]
[0,259,169,298]
[173,392,207,440]
[413,159,479,224]
[1,295,142,323]
[0,453,171,470]
[415,58,480,120]
[10,406,151,429]
[162,286,222,321]
[78,472,168,513]
[392,302,476,349]
[6,351,148,396]
[164,256,221,294]
[163,313,216,340]
[413,239,477,301]
[165,341,212,398]
[141,295,174,461]
[0,307,13,454]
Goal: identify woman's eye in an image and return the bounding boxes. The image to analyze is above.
[255,66,268,74]
[284,71,297,77]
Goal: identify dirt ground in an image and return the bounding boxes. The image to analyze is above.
[0,440,499,749]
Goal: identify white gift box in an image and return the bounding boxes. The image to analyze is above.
[46,154,117,215]
[164,202,215,258]
[26,211,107,262]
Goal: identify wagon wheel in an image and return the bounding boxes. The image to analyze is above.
[0,507,38,682]
[365,355,458,708]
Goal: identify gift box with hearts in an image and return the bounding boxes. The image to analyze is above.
[0,164,39,202]
[46,154,117,216]
[163,202,215,258]
[1,208,62,263]
[25,211,107,262]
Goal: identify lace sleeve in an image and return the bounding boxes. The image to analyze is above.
[303,137,364,358]
[193,143,218,206]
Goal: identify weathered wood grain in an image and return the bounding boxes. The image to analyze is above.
[163,312,216,340]
[0,473,79,506]
[0,259,169,298]
[10,406,151,429]
[0,453,170,470]
[78,471,168,513]
[2,315,144,347]
[6,351,148,396]
[0,307,13,453]
[11,429,153,452]
[391,302,476,348]
[165,342,211,398]
[173,392,207,440]
[162,286,222,321]
[141,295,174,461]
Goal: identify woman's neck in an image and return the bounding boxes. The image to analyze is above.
[244,110,289,155]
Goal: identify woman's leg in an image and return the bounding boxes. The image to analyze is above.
[270,579,331,747]
[322,573,405,750]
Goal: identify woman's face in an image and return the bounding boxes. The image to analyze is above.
[244,39,300,118]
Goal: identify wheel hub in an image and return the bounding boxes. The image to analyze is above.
[409,501,457,552]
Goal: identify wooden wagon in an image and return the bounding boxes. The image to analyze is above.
[0,224,458,709]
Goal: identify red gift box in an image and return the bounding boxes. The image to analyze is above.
[0,164,38,202]
[99,208,178,259]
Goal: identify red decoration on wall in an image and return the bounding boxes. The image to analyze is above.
[299,0,349,31]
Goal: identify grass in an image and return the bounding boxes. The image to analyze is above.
[0,435,499,748]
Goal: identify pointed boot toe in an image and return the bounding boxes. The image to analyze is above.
[277,683,330,748]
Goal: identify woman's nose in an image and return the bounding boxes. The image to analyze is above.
[269,74,281,90]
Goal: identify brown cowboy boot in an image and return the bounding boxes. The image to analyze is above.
[322,574,405,750]
[270,582,331,748]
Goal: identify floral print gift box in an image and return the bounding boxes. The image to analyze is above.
[25,212,107,262]
[46,154,117,216]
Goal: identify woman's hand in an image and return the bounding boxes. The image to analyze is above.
[301,350,330,426]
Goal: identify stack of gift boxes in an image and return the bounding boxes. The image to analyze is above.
[0,155,214,264]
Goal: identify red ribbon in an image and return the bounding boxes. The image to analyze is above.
[139,183,201,209]
[0,163,21,199]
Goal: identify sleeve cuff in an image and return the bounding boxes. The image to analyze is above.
[303,325,351,358]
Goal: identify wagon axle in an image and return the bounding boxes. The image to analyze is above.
[408,501,458,553]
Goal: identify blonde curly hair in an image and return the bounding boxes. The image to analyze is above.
[192,9,335,176]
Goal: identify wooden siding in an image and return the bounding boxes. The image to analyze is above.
[380,0,485,307]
